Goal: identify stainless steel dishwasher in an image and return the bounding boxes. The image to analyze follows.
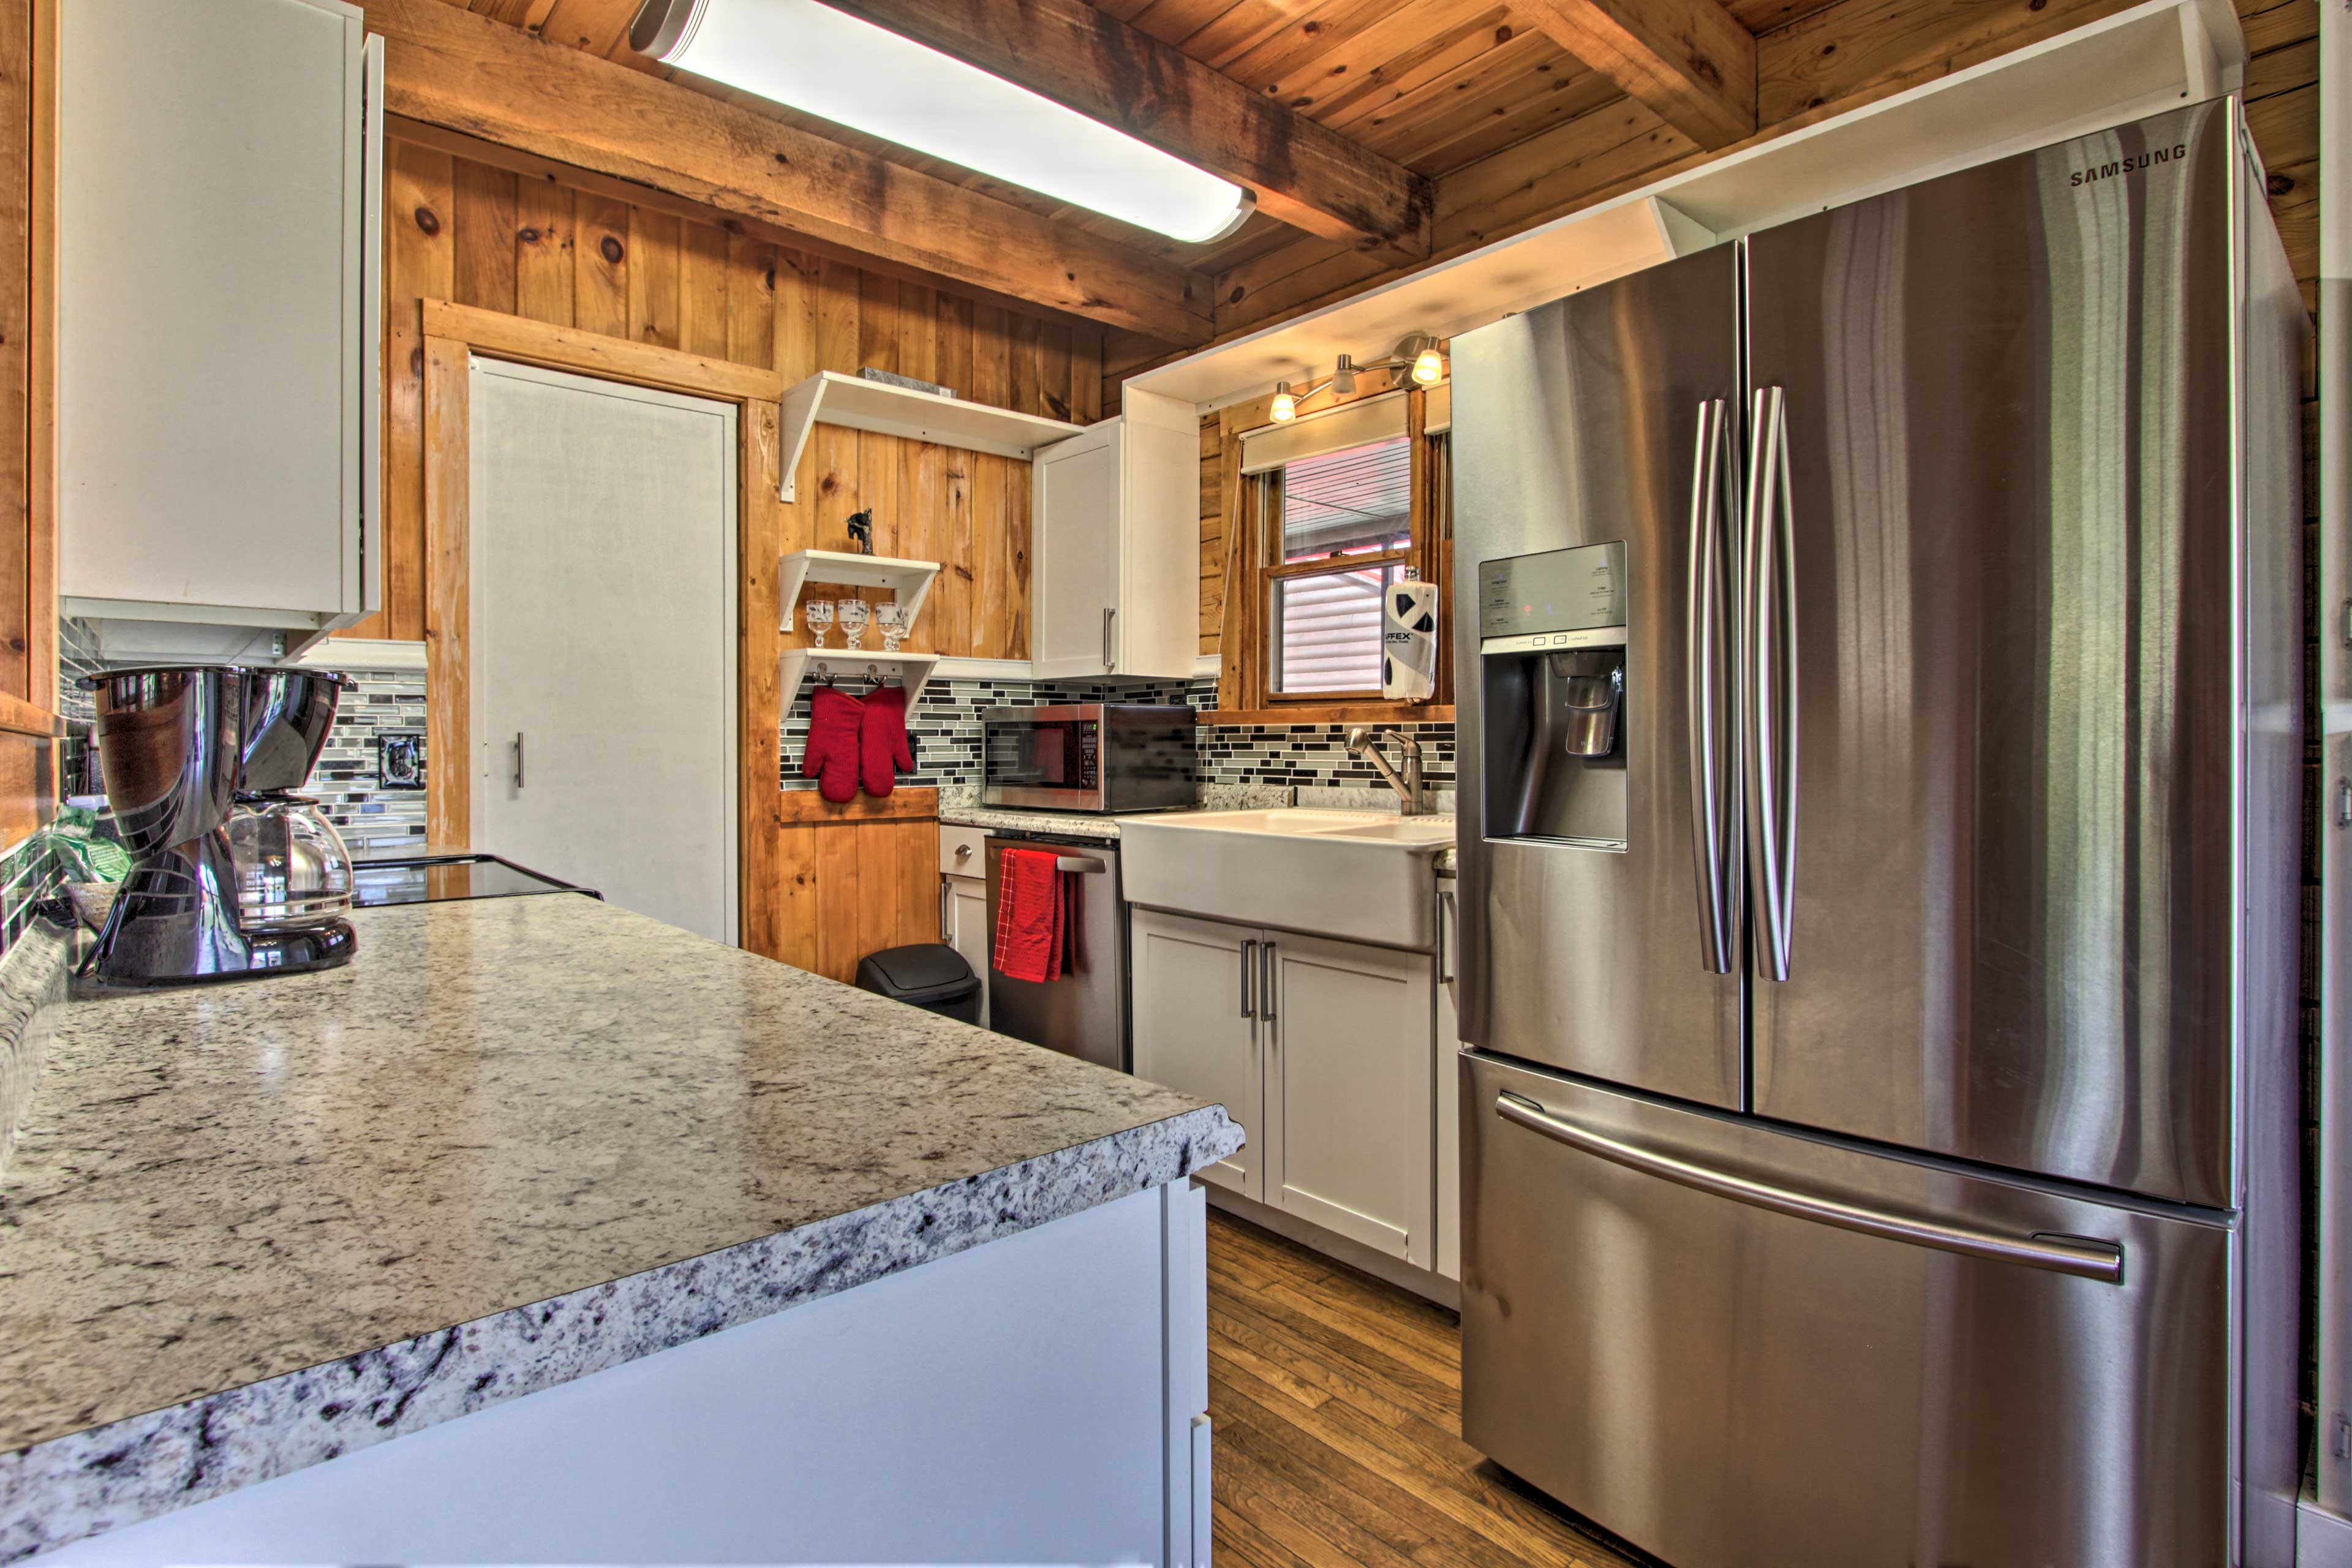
[982,831,1127,1072]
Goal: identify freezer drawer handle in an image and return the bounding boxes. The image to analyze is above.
[1684,397,1740,974]
[1493,1090,2125,1284]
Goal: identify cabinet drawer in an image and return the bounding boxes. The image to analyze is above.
[940,825,987,877]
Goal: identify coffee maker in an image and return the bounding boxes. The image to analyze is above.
[81,665,358,986]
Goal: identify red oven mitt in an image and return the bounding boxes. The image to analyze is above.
[859,681,916,799]
[801,684,864,805]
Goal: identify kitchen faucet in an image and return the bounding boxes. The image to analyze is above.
[1346,726,1428,816]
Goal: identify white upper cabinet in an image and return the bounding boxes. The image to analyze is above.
[60,0,382,661]
[1031,386,1199,680]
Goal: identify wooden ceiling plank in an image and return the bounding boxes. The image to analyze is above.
[1515,0,1757,149]
[1277,5,1516,127]
[1210,0,1428,92]
[1402,59,1623,175]
[818,0,1434,264]
[359,0,1214,343]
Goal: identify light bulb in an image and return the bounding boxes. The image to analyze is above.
[1270,382,1297,423]
[1412,347,1444,385]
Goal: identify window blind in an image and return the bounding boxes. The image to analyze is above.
[1239,391,1408,475]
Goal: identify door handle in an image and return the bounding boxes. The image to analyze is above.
[939,878,950,942]
[513,731,526,791]
[1436,887,1456,985]
[1741,386,1799,982]
[1102,607,1118,671]
[1261,940,1276,1027]
[1684,398,1738,974]
[1054,856,1109,875]
[1241,939,1256,1020]
[1495,1090,2124,1284]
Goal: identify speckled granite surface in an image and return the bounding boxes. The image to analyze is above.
[0,919,69,1178]
[0,895,1239,1561]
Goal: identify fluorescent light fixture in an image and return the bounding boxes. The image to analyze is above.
[632,0,1255,244]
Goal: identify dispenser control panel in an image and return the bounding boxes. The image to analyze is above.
[1479,542,1627,652]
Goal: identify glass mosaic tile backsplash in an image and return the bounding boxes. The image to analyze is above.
[780,673,1457,795]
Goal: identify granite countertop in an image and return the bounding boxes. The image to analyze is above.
[0,895,1240,1561]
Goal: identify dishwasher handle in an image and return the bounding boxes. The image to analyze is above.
[1494,1090,2124,1284]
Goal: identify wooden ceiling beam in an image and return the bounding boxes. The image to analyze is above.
[358,0,1215,344]
[1516,0,1757,151]
[813,0,1434,266]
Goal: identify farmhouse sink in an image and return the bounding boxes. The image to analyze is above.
[1120,809,1455,949]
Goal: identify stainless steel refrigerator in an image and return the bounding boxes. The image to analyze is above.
[1450,97,2306,1567]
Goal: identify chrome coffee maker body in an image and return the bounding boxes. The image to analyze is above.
[82,665,357,986]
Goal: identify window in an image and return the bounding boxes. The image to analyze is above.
[1221,382,1452,716]
[1267,437,1413,695]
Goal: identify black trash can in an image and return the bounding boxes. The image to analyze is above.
[855,942,982,1025]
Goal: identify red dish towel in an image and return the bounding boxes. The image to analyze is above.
[858,681,915,799]
[992,847,1065,984]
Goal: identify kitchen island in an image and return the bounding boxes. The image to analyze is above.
[0,894,1239,1564]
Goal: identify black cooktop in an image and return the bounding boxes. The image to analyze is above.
[350,853,597,908]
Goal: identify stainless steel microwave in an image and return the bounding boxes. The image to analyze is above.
[980,704,1198,813]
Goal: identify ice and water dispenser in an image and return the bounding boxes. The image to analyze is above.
[1479,543,1629,848]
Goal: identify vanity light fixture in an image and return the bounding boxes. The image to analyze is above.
[1267,333,1445,423]
[629,0,1254,244]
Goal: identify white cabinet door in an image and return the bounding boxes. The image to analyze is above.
[1032,424,1121,678]
[1131,910,1261,1200]
[943,874,990,1029]
[1265,932,1435,1267]
[1436,883,1462,1281]
[61,0,379,647]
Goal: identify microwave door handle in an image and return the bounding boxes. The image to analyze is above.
[1494,1091,2124,1284]
[1684,398,1735,974]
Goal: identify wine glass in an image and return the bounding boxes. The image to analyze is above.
[802,598,834,648]
[875,601,908,654]
[837,598,872,652]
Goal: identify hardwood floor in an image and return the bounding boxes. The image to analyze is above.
[1205,1209,1653,1568]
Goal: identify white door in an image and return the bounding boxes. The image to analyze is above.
[1130,908,1261,1199]
[1031,424,1121,677]
[1265,931,1435,1265]
[469,358,739,943]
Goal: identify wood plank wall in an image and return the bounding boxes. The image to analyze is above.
[347,134,1104,655]
[0,0,55,848]
[365,132,1106,976]
[1192,0,2325,666]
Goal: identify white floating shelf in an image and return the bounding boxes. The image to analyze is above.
[780,649,941,706]
[778,371,1088,502]
[779,549,940,633]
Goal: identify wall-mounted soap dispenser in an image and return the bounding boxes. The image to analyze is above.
[1478,542,1629,848]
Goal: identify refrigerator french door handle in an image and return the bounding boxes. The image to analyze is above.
[1741,386,1799,981]
[1684,398,1736,974]
[1494,1091,2125,1284]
